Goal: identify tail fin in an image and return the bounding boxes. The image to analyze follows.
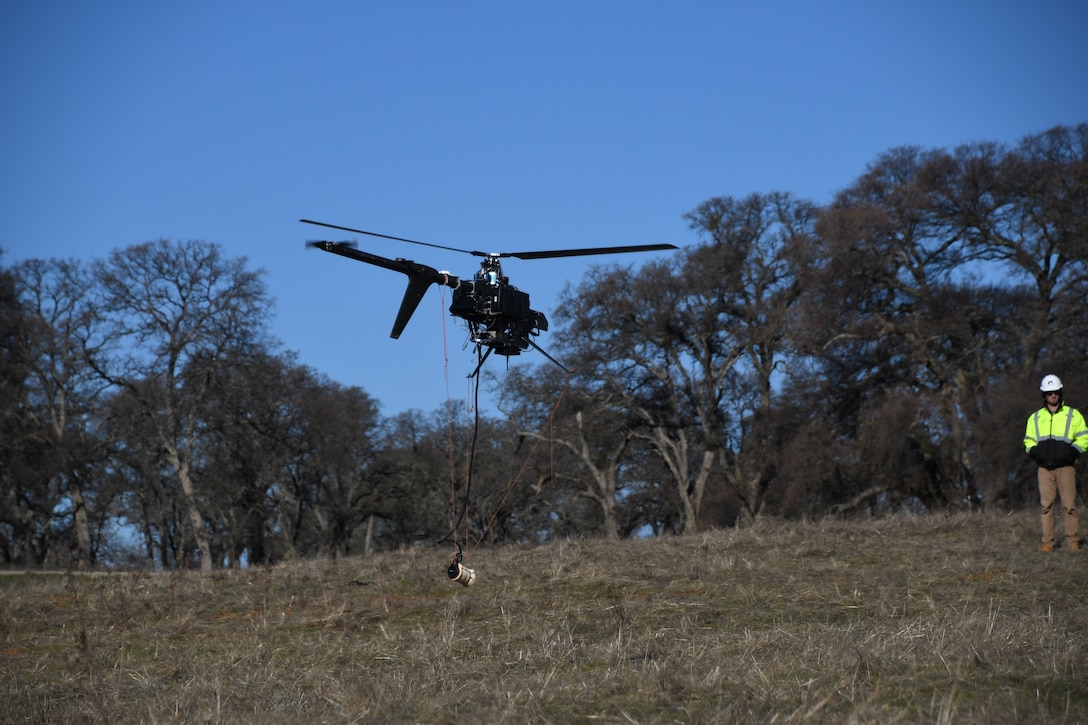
[391,275,434,339]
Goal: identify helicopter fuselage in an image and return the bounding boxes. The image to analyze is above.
[448,274,548,356]
[303,218,676,373]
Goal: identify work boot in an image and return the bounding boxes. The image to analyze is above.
[1039,542,1054,553]
[1069,540,1080,552]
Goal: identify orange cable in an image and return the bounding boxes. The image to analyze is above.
[438,286,460,555]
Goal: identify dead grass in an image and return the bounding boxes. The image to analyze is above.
[2,510,1086,723]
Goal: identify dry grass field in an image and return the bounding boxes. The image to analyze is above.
[2,510,1086,723]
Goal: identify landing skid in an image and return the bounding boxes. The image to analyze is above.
[466,339,570,378]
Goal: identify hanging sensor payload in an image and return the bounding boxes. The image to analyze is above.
[448,560,476,587]
[446,545,476,587]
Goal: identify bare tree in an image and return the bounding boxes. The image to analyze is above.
[297,380,382,556]
[0,258,41,564]
[550,258,726,533]
[932,124,1088,375]
[196,350,311,565]
[547,193,812,531]
[106,380,186,567]
[90,240,271,571]
[682,192,814,522]
[4,258,113,566]
[499,365,631,539]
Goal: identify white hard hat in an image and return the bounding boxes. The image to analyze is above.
[1040,374,1063,392]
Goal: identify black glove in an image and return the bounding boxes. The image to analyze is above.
[1029,447,1043,464]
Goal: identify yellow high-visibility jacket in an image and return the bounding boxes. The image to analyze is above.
[1024,404,1088,469]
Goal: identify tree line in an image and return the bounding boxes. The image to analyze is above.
[2,123,1085,570]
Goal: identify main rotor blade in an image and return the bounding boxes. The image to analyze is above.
[506,243,679,260]
[300,219,482,256]
[302,219,679,260]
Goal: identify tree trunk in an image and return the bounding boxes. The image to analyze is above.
[364,514,376,557]
[683,450,717,534]
[68,481,94,567]
[167,446,213,572]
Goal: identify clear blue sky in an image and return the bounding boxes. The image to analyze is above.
[3,1,1086,415]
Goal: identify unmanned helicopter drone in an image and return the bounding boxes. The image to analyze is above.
[303,219,677,375]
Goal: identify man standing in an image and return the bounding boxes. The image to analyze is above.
[1024,374,1088,552]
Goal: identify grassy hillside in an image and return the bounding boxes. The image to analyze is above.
[2,511,1086,723]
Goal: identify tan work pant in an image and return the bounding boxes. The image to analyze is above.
[1038,465,1078,547]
